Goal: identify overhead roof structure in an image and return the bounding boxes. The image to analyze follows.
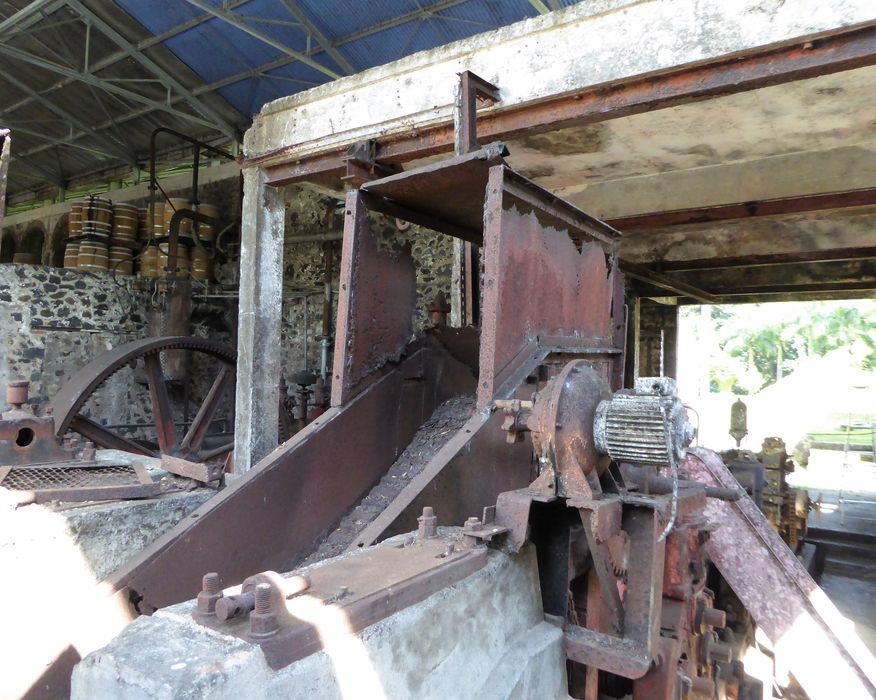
[0,0,574,199]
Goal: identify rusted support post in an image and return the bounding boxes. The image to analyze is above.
[234,167,284,473]
[683,447,876,700]
[0,129,10,231]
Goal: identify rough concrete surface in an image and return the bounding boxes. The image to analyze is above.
[72,538,569,700]
[246,0,874,159]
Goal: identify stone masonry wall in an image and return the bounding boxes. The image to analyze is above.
[0,264,235,444]
[280,186,454,386]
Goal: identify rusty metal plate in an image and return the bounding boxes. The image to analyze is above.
[196,535,487,670]
[479,164,621,408]
[331,190,418,406]
[108,344,474,614]
[361,143,507,243]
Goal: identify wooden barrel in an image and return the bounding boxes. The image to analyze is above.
[64,242,80,268]
[112,202,139,244]
[138,208,149,241]
[12,253,38,265]
[190,246,211,281]
[109,246,134,276]
[163,198,192,237]
[69,202,84,237]
[78,241,108,272]
[81,196,114,238]
[139,245,158,278]
[158,244,189,278]
[194,203,220,243]
[147,201,165,238]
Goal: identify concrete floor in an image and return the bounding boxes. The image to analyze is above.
[807,488,876,656]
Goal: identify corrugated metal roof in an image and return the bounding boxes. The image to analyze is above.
[0,0,583,200]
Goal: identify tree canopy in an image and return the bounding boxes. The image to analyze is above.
[681,300,876,394]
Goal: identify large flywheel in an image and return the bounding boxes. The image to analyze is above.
[52,336,237,464]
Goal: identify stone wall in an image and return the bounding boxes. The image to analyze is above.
[0,264,235,443]
[280,187,454,386]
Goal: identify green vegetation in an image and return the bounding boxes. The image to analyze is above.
[682,300,876,394]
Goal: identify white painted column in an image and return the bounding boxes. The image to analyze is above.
[233,167,284,473]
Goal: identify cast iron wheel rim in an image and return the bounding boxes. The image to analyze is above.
[52,336,237,463]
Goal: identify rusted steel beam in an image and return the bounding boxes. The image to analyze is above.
[715,280,876,296]
[682,447,876,700]
[607,187,876,230]
[650,246,876,272]
[620,260,716,304]
[259,24,876,186]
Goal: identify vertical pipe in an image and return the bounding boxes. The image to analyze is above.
[320,240,333,380]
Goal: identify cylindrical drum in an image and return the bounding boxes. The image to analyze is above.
[112,202,139,244]
[194,203,219,243]
[164,198,192,237]
[157,244,189,278]
[149,201,166,239]
[12,253,37,265]
[139,245,158,278]
[81,196,113,238]
[190,246,211,281]
[78,241,108,272]
[109,246,134,276]
[64,242,80,268]
[138,207,149,241]
[69,201,84,237]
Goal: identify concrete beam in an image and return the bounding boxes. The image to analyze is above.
[620,210,876,264]
[233,168,284,473]
[241,0,876,178]
[607,187,876,230]
[561,145,876,220]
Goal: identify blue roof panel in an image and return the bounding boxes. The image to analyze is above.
[114,0,583,118]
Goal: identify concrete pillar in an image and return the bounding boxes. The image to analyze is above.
[636,299,679,379]
[233,167,284,473]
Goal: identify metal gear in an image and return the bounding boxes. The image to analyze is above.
[52,336,237,463]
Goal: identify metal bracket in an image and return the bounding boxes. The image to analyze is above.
[454,71,500,156]
[340,139,401,187]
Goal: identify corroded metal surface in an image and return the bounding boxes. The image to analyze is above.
[528,361,612,499]
[330,190,417,406]
[683,446,876,700]
[259,25,876,186]
[52,336,236,464]
[478,164,620,408]
[193,532,487,670]
[109,343,473,614]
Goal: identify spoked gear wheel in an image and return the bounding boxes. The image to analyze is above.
[52,336,237,464]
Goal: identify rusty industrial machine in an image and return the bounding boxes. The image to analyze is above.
[7,74,876,699]
[722,436,810,551]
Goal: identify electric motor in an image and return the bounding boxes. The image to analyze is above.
[593,377,695,467]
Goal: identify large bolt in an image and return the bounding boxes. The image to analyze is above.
[709,640,733,664]
[6,380,28,409]
[463,517,483,547]
[196,572,223,615]
[689,676,716,699]
[215,592,255,622]
[703,607,727,629]
[463,517,482,532]
[417,507,438,539]
[249,582,280,639]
